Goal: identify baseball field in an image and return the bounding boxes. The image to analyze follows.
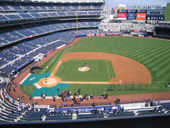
[21,36,170,97]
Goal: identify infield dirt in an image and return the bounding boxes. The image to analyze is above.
[56,52,152,85]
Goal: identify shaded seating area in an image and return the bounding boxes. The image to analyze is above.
[0,29,98,76]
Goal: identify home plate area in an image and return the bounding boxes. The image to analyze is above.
[37,77,62,88]
[21,73,69,97]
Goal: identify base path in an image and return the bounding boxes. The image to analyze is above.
[60,52,152,84]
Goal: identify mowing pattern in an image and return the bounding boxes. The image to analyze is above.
[65,37,170,85]
[55,60,115,81]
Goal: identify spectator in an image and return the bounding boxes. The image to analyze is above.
[53,96,56,102]
[68,91,72,97]
[104,93,108,99]
[82,93,88,100]
[41,93,46,99]
[77,88,81,95]
[90,93,94,99]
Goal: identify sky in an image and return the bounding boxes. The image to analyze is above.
[106,0,170,8]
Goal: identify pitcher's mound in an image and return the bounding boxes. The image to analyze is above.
[78,66,90,72]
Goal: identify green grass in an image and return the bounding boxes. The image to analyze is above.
[165,3,170,21]
[21,85,36,97]
[55,60,115,81]
[33,50,64,74]
[30,36,170,96]
[63,83,170,96]
[64,36,170,84]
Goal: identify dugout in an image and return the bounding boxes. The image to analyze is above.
[30,66,43,74]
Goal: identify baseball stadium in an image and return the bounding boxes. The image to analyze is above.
[0,0,170,127]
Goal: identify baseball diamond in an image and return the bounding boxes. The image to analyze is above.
[18,36,170,100]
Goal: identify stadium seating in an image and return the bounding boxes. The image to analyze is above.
[0,11,101,22]
[1,0,170,125]
[0,22,100,46]
[0,29,98,76]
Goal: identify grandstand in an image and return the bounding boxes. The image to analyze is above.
[0,0,103,77]
[0,0,170,127]
[0,0,104,124]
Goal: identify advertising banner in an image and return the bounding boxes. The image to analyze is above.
[136,13,146,20]
[117,12,127,20]
[127,13,136,20]
[147,15,165,21]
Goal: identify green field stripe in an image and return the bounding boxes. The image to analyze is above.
[144,53,170,68]
[138,49,170,65]
[153,61,170,78]
[144,53,170,69]
[162,72,170,81]
[137,47,168,61]
[150,60,170,82]
[105,60,115,80]
[121,47,165,61]
[150,59,170,72]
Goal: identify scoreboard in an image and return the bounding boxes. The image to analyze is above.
[116,8,165,21]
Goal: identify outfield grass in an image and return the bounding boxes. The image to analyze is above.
[55,60,115,81]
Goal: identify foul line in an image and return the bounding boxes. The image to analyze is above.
[51,61,62,77]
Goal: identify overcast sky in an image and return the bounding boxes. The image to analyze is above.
[106,0,170,8]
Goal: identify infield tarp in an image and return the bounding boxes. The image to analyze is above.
[32,84,69,97]
[22,73,50,85]
[21,72,70,97]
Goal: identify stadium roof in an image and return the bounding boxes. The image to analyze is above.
[13,0,104,3]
